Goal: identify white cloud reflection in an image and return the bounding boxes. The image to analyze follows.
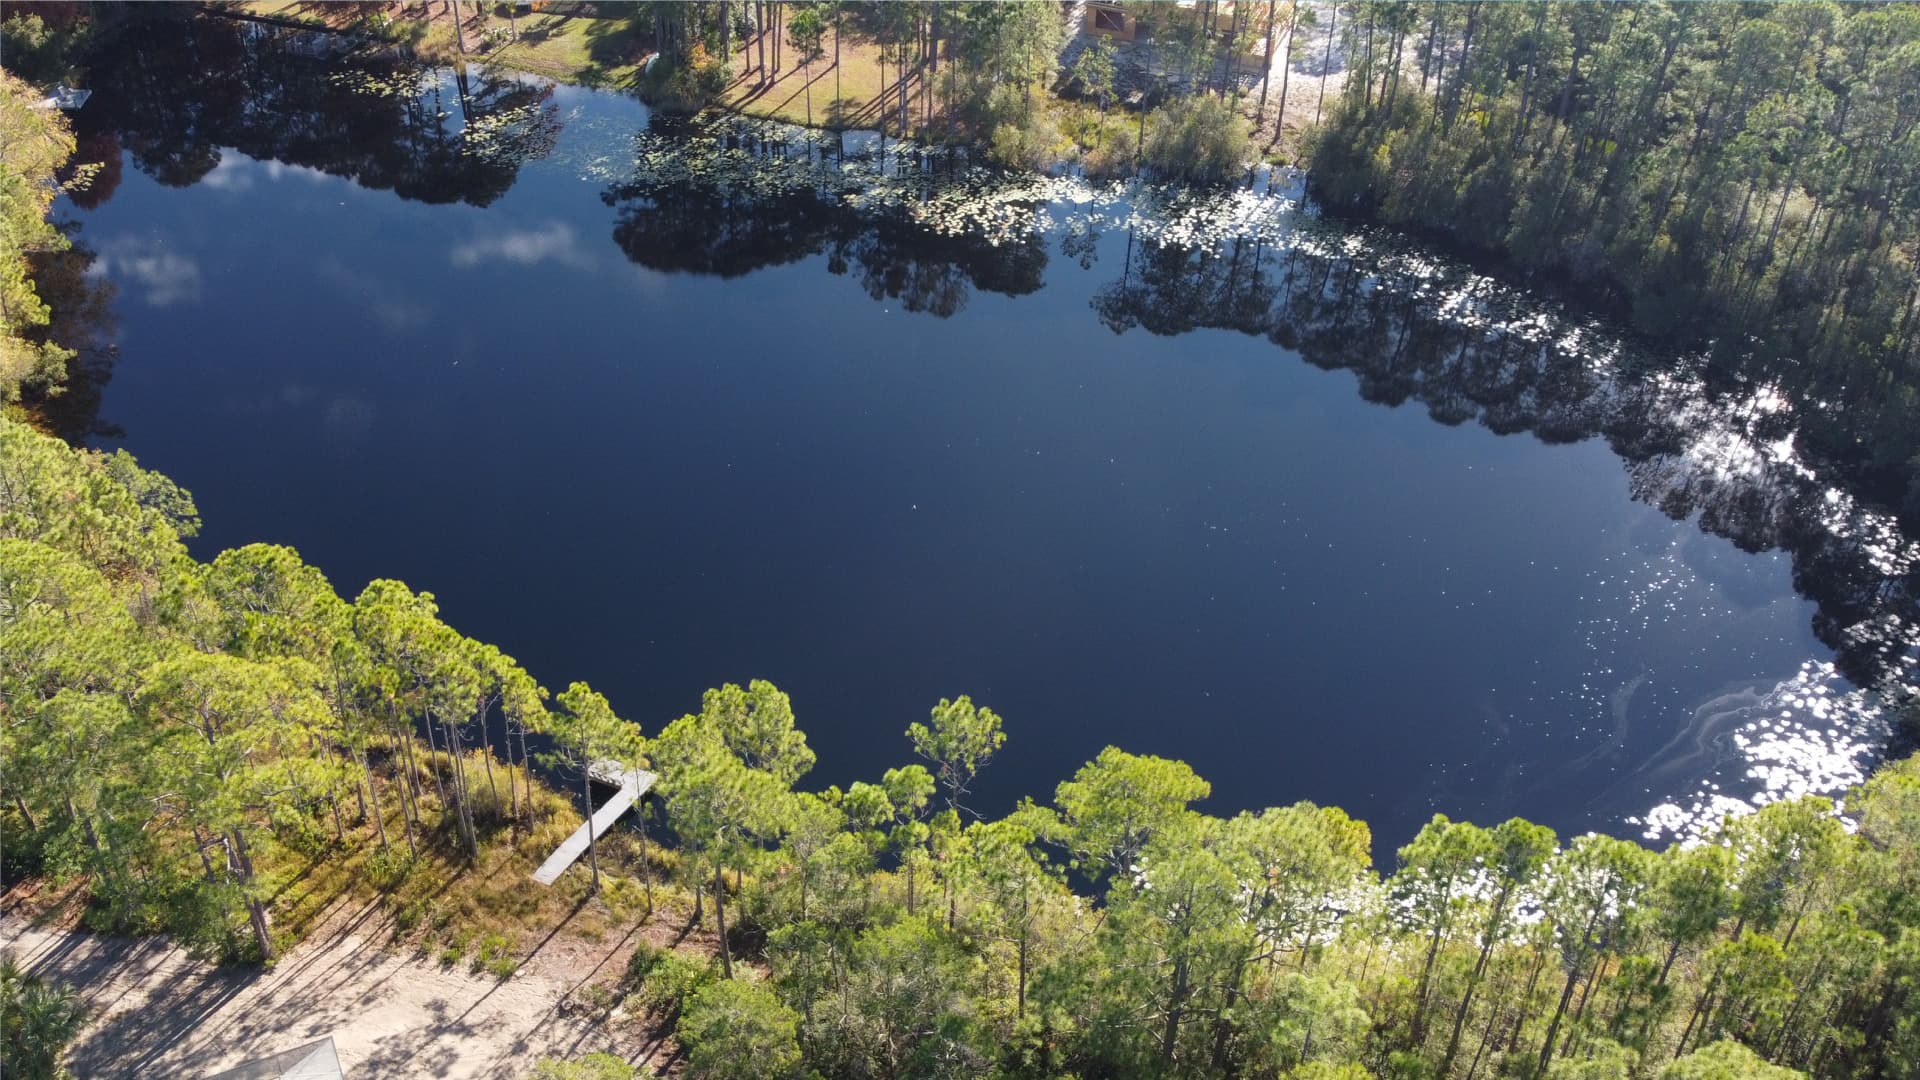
[200,153,337,192]
[90,236,202,307]
[449,221,595,270]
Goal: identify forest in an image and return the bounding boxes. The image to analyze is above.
[1307,1,1920,531]
[2,404,1918,1078]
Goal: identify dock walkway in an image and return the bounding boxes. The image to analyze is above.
[530,764,657,886]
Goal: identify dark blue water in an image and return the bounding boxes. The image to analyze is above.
[63,29,1903,850]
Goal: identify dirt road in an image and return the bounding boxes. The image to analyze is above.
[0,900,664,1079]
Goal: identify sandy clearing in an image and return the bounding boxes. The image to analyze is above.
[0,900,671,1079]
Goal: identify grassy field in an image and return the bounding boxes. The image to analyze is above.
[249,750,682,974]
[720,21,920,131]
[229,2,956,133]
[231,2,651,87]
[435,4,651,88]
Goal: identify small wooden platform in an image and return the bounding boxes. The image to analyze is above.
[530,764,657,886]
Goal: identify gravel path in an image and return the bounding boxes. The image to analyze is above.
[1,900,663,1079]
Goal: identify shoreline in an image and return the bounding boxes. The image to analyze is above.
[200,2,1311,165]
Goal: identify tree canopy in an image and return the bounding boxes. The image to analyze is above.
[1310,0,1920,525]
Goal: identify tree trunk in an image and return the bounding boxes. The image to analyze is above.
[1566,955,1606,1055]
[1016,895,1030,1017]
[1161,955,1191,1062]
[349,748,369,824]
[360,750,390,849]
[1676,919,1742,1058]
[1511,950,1548,1053]
[1314,1,1336,126]
[900,25,912,137]
[1360,8,1374,114]
[924,3,936,132]
[420,723,449,818]
[1420,2,1441,94]
[64,797,98,852]
[457,737,479,852]
[1677,977,1719,1059]
[439,721,474,855]
[1210,958,1248,1070]
[1515,3,1546,145]
[1717,182,1758,286]
[505,726,520,827]
[1443,889,1514,1075]
[1773,953,1827,1058]
[1411,908,1452,1042]
[1382,21,1404,116]
[194,825,218,880]
[478,706,499,809]
[1537,955,1588,1074]
[231,828,275,962]
[582,768,601,893]
[713,861,733,978]
[1274,7,1295,147]
[1466,960,1512,1080]
[517,724,534,821]
[1259,0,1280,111]
[1443,2,1477,131]
[445,722,478,856]
[396,733,422,857]
[1761,160,1800,259]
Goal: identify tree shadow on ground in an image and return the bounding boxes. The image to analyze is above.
[578,12,647,89]
[29,932,257,1077]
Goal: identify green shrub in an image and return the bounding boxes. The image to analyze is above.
[989,113,1062,171]
[574,981,617,1013]
[0,957,87,1080]
[978,80,1061,170]
[394,894,441,936]
[640,47,728,113]
[622,940,669,988]
[269,805,333,860]
[472,932,517,978]
[600,875,650,922]
[365,845,414,892]
[1083,134,1139,181]
[526,1052,636,1080]
[131,875,260,964]
[1661,1040,1805,1080]
[1142,94,1252,185]
[677,977,802,1080]
[625,943,713,1018]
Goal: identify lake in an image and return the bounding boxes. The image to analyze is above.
[57,15,1913,853]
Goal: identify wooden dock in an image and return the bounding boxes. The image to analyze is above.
[530,764,657,886]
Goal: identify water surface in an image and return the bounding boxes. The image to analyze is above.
[61,17,1912,850]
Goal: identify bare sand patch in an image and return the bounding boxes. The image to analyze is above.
[1,897,684,1079]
